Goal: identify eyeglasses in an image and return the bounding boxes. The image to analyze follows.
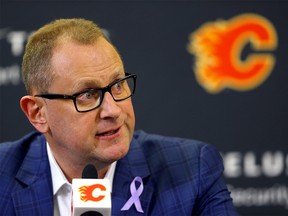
[34,73,137,112]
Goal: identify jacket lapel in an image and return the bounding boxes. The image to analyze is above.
[112,134,154,215]
[12,134,53,216]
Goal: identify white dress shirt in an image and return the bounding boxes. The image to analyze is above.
[46,143,117,216]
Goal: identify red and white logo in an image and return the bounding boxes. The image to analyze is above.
[79,184,107,202]
[188,13,278,93]
[72,179,111,216]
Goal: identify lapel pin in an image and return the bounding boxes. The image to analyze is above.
[121,176,144,213]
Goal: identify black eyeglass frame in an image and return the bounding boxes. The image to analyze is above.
[34,73,137,113]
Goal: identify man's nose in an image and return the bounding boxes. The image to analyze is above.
[99,92,121,119]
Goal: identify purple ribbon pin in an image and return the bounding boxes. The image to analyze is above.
[121,176,144,213]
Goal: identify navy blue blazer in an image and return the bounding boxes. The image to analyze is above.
[0,130,238,216]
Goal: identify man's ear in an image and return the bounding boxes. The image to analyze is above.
[20,96,49,133]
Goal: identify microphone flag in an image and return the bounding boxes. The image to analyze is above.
[72,164,111,216]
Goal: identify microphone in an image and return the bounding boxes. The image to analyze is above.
[72,164,111,216]
[82,164,98,179]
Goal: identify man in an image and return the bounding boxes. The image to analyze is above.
[0,18,238,215]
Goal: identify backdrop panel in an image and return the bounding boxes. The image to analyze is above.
[1,1,287,215]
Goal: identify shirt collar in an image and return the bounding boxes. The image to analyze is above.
[47,143,70,195]
[46,142,117,195]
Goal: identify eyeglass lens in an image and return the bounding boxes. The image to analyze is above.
[75,76,135,112]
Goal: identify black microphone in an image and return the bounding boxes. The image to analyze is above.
[72,164,111,216]
[80,211,103,216]
[82,164,98,179]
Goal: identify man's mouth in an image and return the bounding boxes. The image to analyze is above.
[97,128,119,137]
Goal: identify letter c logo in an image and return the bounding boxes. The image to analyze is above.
[188,13,278,93]
[79,184,106,202]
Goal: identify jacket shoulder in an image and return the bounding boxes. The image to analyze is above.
[132,130,221,174]
[133,130,225,178]
[0,132,44,175]
[133,130,210,157]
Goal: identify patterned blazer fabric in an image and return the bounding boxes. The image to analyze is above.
[0,133,54,216]
[0,130,238,216]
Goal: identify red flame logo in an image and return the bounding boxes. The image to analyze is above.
[79,184,106,202]
[188,13,277,93]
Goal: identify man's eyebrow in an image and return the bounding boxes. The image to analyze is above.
[72,80,101,92]
[71,72,125,93]
[109,71,126,81]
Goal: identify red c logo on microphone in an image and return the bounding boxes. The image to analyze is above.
[79,184,106,202]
